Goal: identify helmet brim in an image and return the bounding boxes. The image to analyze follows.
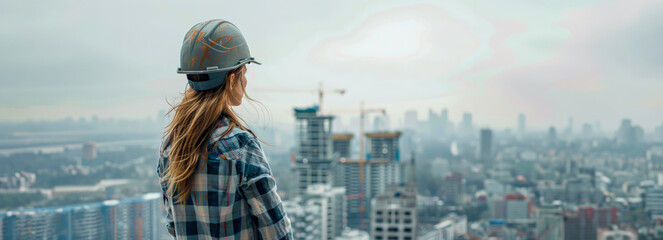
[177,57,261,74]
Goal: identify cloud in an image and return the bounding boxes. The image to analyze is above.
[455,0,663,128]
[307,4,481,80]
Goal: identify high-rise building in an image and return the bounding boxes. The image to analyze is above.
[518,113,526,134]
[404,110,418,130]
[548,127,557,144]
[365,132,401,162]
[504,194,531,222]
[563,206,617,240]
[291,106,335,197]
[441,108,450,137]
[582,123,594,138]
[442,172,464,205]
[302,184,346,240]
[373,115,390,132]
[461,113,473,137]
[480,129,493,164]
[535,204,564,240]
[83,142,97,161]
[0,193,161,239]
[332,133,353,159]
[645,187,663,220]
[490,197,507,219]
[370,183,417,240]
[334,160,407,230]
[617,118,645,147]
[284,198,322,240]
[516,159,536,182]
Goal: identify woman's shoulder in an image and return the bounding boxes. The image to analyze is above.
[208,118,259,154]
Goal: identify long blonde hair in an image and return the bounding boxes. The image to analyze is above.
[162,66,255,205]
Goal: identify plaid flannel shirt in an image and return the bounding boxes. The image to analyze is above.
[157,116,292,240]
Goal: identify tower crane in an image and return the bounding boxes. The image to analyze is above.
[357,101,386,229]
[254,82,345,114]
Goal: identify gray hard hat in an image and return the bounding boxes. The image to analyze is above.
[177,19,261,91]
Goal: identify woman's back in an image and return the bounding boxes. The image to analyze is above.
[158,116,291,239]
[159,18,291,239]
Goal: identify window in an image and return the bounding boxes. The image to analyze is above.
[405,211,411,216]
[377,211,383,215]
[376,227,383,232]
[404,228,412,232]
[388,227,398,232]
[404,219,412,224]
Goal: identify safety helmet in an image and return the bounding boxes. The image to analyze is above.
[177,19,261,91]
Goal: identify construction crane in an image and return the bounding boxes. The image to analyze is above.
[357,101,386,229]
[254,82,345,114]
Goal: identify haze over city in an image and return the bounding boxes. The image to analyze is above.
[2,0,663,131]
[3,1,663,239]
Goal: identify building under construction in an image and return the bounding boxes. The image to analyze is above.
[333,133,354,159]
[365,132,401,162]
[333,131,408,230]
[335,159,408,230]
[291,105,335,197]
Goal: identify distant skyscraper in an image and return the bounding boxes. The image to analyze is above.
[548,127,557,144]
[480,129,493,164]
[442,172,464,205]
[462,113,473,137]
[428,109,439,123]
[291,106,335,197]
[427,109,442,137]
[582,123,594,138]
[370,183,417,240]
[518,113,526,134]
[441,108,450,136]
[617,118,645,147]
[83,142,97,161]
[404,110,418,130]
[372,115,390,131]
[566,117,574,134]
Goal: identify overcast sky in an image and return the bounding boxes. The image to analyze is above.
[1,0,662,132]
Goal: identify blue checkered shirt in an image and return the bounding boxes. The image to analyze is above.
[157,116,292,239]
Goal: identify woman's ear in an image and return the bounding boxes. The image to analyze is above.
[227,72,235,90]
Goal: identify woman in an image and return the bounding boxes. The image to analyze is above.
[157,19,292,239]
